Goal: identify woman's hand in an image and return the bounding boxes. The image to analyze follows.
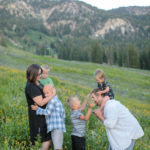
[31,104,38,111]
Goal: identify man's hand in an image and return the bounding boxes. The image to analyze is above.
[93,108,105,122]
[31,104,38,111]
[93,109,100,117]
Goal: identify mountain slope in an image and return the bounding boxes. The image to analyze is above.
[0,0,150,56]
[1,0,150,37]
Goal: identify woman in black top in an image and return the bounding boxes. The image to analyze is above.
[25,64,55,150]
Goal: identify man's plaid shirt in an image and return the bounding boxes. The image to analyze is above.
[36,95,66,132]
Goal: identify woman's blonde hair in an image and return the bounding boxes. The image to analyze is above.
[94,69,106,80]
[67,95,79,108]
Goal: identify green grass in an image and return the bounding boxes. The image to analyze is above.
[0,45,150,149]
[19,30,57,52]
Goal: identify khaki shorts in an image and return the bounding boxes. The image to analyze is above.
[51,129,64,150]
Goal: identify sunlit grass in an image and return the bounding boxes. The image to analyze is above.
[0,45,150,149]
[0,66,150,150]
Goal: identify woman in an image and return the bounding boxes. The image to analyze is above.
[25,64,55,150]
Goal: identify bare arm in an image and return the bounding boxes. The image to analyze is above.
[98,87,110,95]
[102,86,109,94]
[80,94,91,111]
[79,102,95,121]
[35,100,55,116]
[33,89,56,106]
[93,108,105,122]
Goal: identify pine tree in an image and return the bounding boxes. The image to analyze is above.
[106,46,114,65]
[125,44,140,68]
[90,41,103,64]
[147,46,150,70]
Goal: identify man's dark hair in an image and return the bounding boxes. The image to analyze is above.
[91,88,100,95]
[91,88,105,97]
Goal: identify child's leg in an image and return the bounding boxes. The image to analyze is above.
[71,135,85,150]
[51,129,63,150]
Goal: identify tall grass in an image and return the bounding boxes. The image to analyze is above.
[0,46,150,149]
[0,66,150,150]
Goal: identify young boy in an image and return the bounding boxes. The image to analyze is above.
[67,95,95,150]
[31,84,66,150]
[40,64,54,87]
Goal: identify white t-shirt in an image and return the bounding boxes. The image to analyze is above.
[103,100,144,150]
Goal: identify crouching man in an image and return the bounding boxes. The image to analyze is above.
[91,88,144,150]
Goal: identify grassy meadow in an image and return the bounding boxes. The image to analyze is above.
[0,45,150,150]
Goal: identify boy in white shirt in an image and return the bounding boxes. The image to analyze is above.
[91,88,144,150]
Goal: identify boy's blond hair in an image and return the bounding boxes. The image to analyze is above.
[67,95,78,108]
[41,64,50,71]
[94,69,106,80]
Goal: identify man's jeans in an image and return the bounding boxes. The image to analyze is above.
[108,139,135,150]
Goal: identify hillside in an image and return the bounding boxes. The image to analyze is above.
[0,45,150,102]
[0,45,150,149]
[0,0,150,72]
[0,0,150,51]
